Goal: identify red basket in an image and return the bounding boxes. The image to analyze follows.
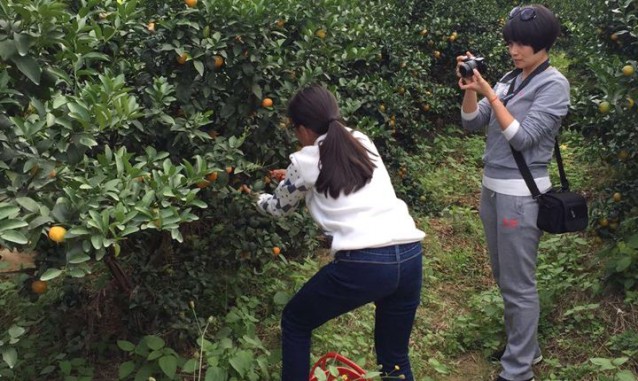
[309,352,370,381]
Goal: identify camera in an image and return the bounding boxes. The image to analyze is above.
[459,57,487,78]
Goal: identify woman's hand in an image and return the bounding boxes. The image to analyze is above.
[458,68,494,98]
[269,169,287,182]
[456,51,494,98]
[455,51,475,80]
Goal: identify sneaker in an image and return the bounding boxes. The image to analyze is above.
[495,377,534,381]
[488,348,543,365]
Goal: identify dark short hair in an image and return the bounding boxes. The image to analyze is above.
[502,4,560,53]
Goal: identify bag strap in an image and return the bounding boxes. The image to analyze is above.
[511,141,569,198]
[500,59,571,196]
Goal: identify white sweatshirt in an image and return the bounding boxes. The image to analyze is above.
[257,130,425,253]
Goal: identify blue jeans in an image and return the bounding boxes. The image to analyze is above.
[281,241,423,381]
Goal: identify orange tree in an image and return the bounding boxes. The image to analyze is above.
[551,0,638,295]
[0,0,525,377]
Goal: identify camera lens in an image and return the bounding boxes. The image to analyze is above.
[459,60,477,78]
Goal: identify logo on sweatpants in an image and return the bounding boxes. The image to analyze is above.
[502,218,519,228]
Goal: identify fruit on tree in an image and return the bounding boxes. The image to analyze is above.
[48,226,67,243]
[177,53,188,64]
[206,172,218,182]
[599,100,610,112]
[261,98,273,108]
[622,65,634,76]
[184,0,197,8]
[213,55,224,70]
[613,192,622,202]
[272,246,281,255]
[31,280,48,294]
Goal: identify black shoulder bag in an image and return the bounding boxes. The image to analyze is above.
[501,61,589,234]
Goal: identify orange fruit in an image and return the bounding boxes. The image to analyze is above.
[48,226,67,243]
[213,55,224,70]
[147,22,155,32]
[315,29,326,39]
[598,101,610,113]
[225,166,234,174]
[272,246,281,255]
[419,28,428,36]
[177,53,188,64]
[275,19,285,28]
[613,192,622,202]
[622,65,635,76]
[31,280,48,294]
[433,50,441,59]
[206,172,218,182]
[379,104,386,113]
[196,180,210,189]
[422,104,431,112]
[598,218,609,227]
[261,98,273,108]
[184,0,197,7]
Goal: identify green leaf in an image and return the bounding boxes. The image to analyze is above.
[28,215,53,230]
[159,355,177,379]
[590,357,614,370]
[40,268,63,281]
[273,291,290,305]
[181,359,198,373]
[79,136,98,148]
[205,366,228,381]
[8,325,26,339]
[118,361,135,379]
[616,257,632,272]
[616,370,637,381]
[117,340,136,352]
[0,40,17,60]
[13,33,32,56]
[90,235,104,250]
[612,357,629,366]
[1,347,17,369]
[68,253,91,264]
[0,205,20,220]
[12,55,41,84]
[0,219,28,232]
[16,197,40,213]
[194,60,204,76]
[229,350,253,377]
[143,335,165,351]
[0,230,28,244]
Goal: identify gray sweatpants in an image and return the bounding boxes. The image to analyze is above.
[479,187,543,381]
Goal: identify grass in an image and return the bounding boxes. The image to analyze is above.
[2,129,636,380]
[302,129,638,380]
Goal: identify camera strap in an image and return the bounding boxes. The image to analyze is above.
[501,59,550,106]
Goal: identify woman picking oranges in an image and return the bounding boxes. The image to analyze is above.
[256,85,425,381]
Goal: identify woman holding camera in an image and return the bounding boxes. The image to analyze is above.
[257,84,425,381]
[456,5,569,381]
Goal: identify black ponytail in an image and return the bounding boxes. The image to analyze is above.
[287,85,376,198]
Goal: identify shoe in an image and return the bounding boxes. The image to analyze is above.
[495,377,534,381]
[488,347,543,365]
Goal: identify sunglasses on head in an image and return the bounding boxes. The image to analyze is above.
[508,6,536,21]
